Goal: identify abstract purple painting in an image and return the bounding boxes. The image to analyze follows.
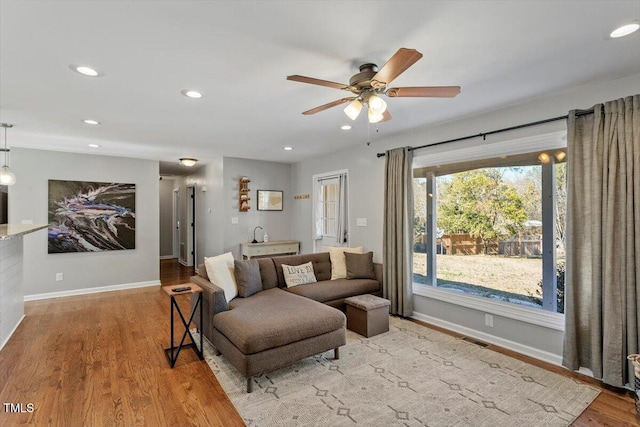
[48,180,136,253]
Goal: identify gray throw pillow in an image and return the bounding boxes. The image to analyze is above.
[234,259,262,297]
[345,251,376,280]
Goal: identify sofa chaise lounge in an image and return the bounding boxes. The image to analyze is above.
[190,251,383,392]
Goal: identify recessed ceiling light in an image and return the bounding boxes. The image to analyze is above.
[181,89,203,99]
[88,143,100,148]
[283,146,293,151]
[69,64,102,77]
[83,119,100,125]
[610,23,640,38]
[340,125,352,130]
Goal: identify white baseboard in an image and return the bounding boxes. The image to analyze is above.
[0,314,25,352]
[24,280,161,301]
[159,255,176,260]
[411,311,564,367]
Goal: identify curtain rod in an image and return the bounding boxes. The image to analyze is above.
[376,108,595,158]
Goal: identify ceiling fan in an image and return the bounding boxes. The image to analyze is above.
[287,48,461,124]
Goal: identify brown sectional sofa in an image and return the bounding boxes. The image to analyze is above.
[190,251,383,392]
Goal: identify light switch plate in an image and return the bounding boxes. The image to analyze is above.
[356,218,367,227]
[231,217,239,224]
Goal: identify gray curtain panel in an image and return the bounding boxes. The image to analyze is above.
[383,147,414,317]
[563,94,640,388]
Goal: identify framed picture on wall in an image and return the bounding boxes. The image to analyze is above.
[48,180,136,253]
[257,190,283,211]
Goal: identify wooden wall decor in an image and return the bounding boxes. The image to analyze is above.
[239,177,250,212]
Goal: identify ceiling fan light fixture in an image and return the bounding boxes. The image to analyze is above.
[368,109,384,124]
[179,157,198,167]
[344,99,363,120]
[368,95,387,114]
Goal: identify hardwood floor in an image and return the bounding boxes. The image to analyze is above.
[159,258,195,287]
[0,258,637,426]
[0,259,242,426]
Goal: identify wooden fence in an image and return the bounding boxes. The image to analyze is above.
[418,233,542,257]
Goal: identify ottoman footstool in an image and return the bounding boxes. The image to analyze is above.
[344,294,390,338]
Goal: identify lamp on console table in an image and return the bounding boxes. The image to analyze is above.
[252,226,263,244]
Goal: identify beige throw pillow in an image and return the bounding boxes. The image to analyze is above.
[204,252,238,302]
[282,262,317,288]
[328,246,364,279]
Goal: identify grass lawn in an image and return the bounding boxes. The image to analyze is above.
[413,253,543,305]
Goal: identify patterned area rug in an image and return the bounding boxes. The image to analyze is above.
[197,317,599,426]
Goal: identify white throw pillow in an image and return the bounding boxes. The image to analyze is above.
[282,262,317,288]
[328,246,364,280]
[204,252,238,302]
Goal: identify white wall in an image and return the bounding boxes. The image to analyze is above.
[290,72,640,363]
[9,148,160,298]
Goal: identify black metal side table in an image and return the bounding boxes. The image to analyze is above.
[163,283,204,368]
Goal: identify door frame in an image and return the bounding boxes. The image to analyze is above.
[312,169,350,253]
[172,188,179,259]
[186,185,196,267]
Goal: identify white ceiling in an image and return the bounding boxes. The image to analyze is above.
[1,1,639,175]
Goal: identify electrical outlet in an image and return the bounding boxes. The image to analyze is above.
[485,314,494,327]
[231,217,238,224]
[356,218,367,227]
[56,273,63,281]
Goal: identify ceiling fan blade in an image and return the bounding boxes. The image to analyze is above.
[386,86,461,98]
[302,97,356,115]
[381,109,392,122]
[287,75,349,90]
[371,48,423,88]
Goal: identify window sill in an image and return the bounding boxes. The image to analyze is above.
[413,283,565,331]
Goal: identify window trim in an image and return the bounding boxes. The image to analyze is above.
[413,130,566,170]
[413,283,565,331]
[412,129,568,325]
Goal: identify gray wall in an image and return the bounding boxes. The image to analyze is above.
[176,157,292,267]
[290,72,640,362]
[182,157,225,268]
[159,178,174,257]
[222,157,292,258]
[9,147,160,297]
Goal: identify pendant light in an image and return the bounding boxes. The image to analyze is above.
[0,123,16,186]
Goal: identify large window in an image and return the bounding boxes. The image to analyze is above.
[413,150,566,313]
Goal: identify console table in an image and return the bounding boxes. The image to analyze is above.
[241,240,300,259]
